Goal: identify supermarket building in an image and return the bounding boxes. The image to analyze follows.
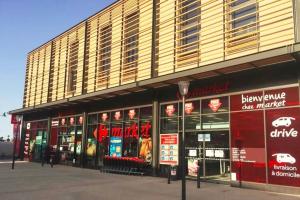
[10,0,300,194]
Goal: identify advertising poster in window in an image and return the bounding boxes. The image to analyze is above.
[109,137,122,157]
[139,121,152,163]
[266,107,300,187]
[188,158,199,177]
[160,134,179,165]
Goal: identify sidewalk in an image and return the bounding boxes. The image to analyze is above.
[0,162,299,200]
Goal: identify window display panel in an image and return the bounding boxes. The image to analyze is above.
[186,132,203,177]
[123,109,139,157]
[204,131,230,177]
[161,104,178,118]
[50,126,58,147]
[123,121,138,157]
[97,123,110,165]
[74,116,83,166]
[202,97,229,113]
[86,124,97,167]
[29,129,37,161]
[160,118,178,133]
[98,112,110,123]
[179,116,201,131]
[112,110,123,122]
[85,106,153,170]
[201,113,229,129]
[58,122,74,165]
[125,108,139,121]
[139,120,152,163]
[27,121,48,162]
[230,111,266,183]
[98,113,110,156]
[140,106,152,119]
[179,101,200,116]
[178,101,200,131]
[110,111,123,157]
[266,107,300,187]
[161,104,179,134]
[68,125,76,152]
[34,130,47,161]
[88,114,98,124]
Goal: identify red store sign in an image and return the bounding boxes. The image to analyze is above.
[94,122,152,143]
[176,81,229,100]
[231,87,299,111]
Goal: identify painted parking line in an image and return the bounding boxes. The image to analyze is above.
[0,161,28,164]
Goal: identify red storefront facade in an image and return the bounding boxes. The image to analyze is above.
[14,62,300,193]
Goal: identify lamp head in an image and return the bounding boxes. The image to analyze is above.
[178,81,190,96]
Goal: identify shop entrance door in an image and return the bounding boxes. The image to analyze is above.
[186,131,230,181]
[31,130,47,162]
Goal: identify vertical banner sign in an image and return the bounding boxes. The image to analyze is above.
[24,125,30,158]
[264,87,300,187]
[11,115,21,157]
[266,107,300,187]
[13,124,21,157]
[160,134,179,165]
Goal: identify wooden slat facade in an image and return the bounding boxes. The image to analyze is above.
[22,0,296,108]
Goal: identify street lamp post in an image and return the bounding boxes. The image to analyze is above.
[178,81,190,200]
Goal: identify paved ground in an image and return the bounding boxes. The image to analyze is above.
[0,162,299,200]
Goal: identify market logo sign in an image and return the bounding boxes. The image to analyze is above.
[208,99,222,112]
[185,102,194,114]
[165,105,175,117]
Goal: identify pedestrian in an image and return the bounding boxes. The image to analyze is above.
[42,145,51,167]
[49,146,55,168]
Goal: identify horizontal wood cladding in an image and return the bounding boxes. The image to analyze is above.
[23,0,296,108]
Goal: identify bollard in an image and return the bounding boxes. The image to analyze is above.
[197,160,200,188]
[168,165,171,184]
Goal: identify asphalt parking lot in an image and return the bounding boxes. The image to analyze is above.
[0,161,299,200]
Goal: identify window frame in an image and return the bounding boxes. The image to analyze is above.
[122,11,139,82]
[226,0,259,54]
[67,40,79,93]
[97,23,112,88]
